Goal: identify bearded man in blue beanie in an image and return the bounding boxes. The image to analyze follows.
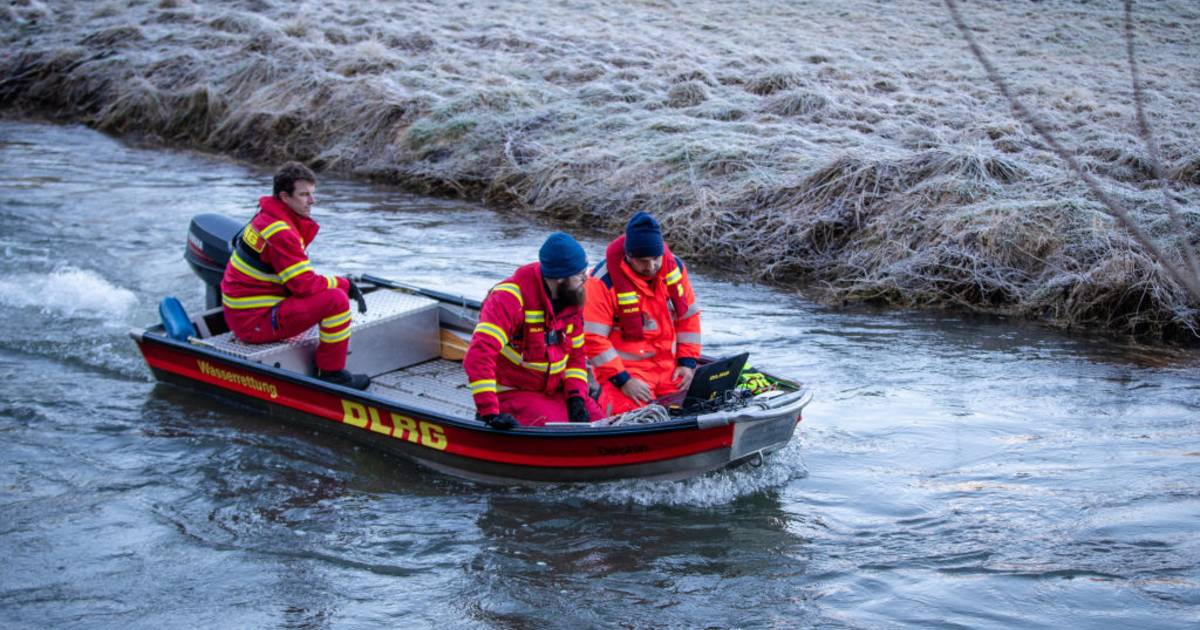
[583,212,702,415]
[463,232,604,429]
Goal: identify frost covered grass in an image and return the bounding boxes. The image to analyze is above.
[2,0,1198,338]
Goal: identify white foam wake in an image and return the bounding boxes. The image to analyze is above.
[0,266,137,317]
[569,442,809,507]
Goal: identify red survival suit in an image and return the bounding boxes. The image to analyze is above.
[583,238,702,415]
[463,263,602,427]
[220,196,353,372]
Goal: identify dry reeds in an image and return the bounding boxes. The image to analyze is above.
[666,81,709,108]
[2,0,1198,340]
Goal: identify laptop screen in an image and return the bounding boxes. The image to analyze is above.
[656,352,750,408]
[687,352,750,400]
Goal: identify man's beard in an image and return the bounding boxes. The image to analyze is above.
[553,284,586,309]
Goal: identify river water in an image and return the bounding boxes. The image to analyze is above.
[1,119,1197,628]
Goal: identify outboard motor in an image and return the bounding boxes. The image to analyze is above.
[184,213,241,309]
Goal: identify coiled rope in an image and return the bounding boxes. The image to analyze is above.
[606,404,671,426]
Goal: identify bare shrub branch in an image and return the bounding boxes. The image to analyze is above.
[944,0,1200,303]
[1122,0,1200,286]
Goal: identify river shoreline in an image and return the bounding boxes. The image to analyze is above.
[3,0,1198,340]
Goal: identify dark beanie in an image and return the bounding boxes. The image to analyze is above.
[624,212,664,258]
[539,232,588,279]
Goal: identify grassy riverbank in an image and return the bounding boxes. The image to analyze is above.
[3,0,1198,338]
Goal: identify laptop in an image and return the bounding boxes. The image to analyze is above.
[655,352,750,410]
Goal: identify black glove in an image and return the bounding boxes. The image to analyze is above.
[567,396,589,423]
[347,277,367,314]
[480,413,518,430]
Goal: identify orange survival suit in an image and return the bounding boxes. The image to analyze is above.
[219,195,354,372]
[463,262,599,426]
[583,237,702,415]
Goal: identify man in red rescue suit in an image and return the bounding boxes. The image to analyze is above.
[463,232,604,429]
[220,161,371,390]
[583,212,702,415]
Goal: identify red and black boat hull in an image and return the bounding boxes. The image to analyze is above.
[134,329,801,484]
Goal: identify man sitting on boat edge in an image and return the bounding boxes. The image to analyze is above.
[464,232,605,429]
[219,161,372,390]
[583,212,702,415]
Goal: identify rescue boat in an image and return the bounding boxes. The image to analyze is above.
[129,214,812,484]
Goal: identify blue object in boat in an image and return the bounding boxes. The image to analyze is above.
[159,296,197,341]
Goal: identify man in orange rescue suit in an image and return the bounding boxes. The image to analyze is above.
[463,232,604,429]
[220,161,371,390]
[584,212,702,415]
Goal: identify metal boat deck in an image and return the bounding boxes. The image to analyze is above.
[368,359,476,418]
[191,289,444,379]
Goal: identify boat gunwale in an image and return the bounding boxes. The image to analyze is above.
[132,324,725,439]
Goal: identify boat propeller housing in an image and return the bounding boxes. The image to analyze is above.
[184,213,240,309]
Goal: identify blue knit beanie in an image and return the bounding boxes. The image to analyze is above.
[624,212,664,258]
[539,232,588,279]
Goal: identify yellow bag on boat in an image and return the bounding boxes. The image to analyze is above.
[737,366,774,394]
